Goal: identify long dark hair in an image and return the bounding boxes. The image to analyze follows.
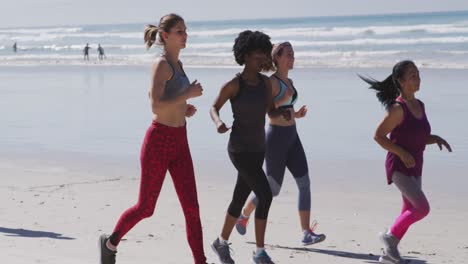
[359,60,415,109]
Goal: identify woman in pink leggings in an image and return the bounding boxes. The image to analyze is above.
[98,14,207,264]
[360,60,452,264]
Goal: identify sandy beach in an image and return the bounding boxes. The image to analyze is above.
[1,153,467,263]
[1,65,467,263]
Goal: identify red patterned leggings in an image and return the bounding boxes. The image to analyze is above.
[109,122,206,264]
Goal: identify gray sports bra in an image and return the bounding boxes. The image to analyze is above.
[160,57,190,100]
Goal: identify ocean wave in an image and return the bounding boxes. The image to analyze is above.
[4,22,467,44]
[175,36,468,50]
[1,52,467,70]
[265,24,468,38]
[295,50,405,57]
[183,52,232,57]
[0,27,83,34]
[9,32,141,42]
[188,42,233,49]
[4,38,466,55]
[188,28,244,37]
[187,23,468,38]
[290,36,468,46]
[13,44,145,51]
[59,32,141,39]
[1,12,466,69]
[440,50,468,55]
[0,47,408,57]
[170,37,468,50]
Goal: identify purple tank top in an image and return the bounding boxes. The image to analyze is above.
[385,97,431,184]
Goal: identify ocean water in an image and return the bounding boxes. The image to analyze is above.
[0,65,466,169]
[0,10,467,68]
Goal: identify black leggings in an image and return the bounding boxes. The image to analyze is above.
[227,151,272,220]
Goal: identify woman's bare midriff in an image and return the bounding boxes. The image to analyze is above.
[152,103,187,127]
[269,108,296,126]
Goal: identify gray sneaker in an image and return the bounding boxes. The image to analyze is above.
[211,238,235,264]
[379,252,410,264]
[379,232,403,262]
[302,229,326,245]
[251,250,274,264]
[235,215,249,235]
[99,234,116,264]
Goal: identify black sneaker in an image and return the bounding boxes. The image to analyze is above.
[99,234,116,264]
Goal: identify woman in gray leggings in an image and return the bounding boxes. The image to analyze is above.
[235,42,326,245]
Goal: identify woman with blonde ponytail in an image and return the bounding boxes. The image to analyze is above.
[99,13,208,264]
[360,60,452,264]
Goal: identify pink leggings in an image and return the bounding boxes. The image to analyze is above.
[109,122,206,264]
[390,171,430,240]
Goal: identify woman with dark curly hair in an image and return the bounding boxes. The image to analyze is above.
[209,30,285,264]
[234,41,326,246]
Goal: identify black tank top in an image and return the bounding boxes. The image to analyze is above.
[228,73,268,152]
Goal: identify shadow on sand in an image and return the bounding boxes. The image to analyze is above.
[0,227,75,240]
[247,242,427,263]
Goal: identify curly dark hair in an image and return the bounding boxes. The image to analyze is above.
[233,30,273,67]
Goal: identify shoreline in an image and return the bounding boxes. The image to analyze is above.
[1,61,468,70]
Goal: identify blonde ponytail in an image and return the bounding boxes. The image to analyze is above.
[144,24,158,49]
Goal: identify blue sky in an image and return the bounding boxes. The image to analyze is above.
[2,0,468,27]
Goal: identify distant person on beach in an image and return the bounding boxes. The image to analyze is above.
[210,30,288,264]
[13,42,17,53]
[83,43,91,60]
[97,44,106,60]
[99,14,207,264]
[234,41,326,246]
[360,60,452,264]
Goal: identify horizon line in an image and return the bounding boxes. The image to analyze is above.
[1,9,467,30]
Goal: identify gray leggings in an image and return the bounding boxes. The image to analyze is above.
[252,124,311,211]
[390,171,430,239]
